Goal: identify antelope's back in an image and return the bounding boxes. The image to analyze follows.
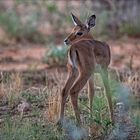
[70,39,111,68]
[92,40,111,68]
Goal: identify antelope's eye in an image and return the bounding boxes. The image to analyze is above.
[76,32,83,36]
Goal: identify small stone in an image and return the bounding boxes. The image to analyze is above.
[17,101,31,113]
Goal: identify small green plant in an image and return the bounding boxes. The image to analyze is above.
[78,72,119,138]
[43,44,68,66]
[80,92,112,138]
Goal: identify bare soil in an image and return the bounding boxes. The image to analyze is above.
[0,38,140,71]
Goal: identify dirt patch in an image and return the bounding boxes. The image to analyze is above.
[0,39,140,71]
[0,44,48,71]
[109,38,140,70]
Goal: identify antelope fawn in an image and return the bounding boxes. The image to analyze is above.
[57,13,113,126]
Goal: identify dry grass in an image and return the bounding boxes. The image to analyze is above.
[0,72,23,106]
[44,87,60,122]
[0,69,140,140]
[44,70,67,122]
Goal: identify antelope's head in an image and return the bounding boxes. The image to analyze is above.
[64,13,96,45]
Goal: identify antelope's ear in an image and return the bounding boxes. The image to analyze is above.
[71,13,82,26]
[86,14,96,29]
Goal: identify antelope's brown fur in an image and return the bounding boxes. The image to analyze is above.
[57,13,113,126]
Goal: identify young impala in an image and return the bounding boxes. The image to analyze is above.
[57,13,113,125]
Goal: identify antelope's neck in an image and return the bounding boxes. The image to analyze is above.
[72,34,94,45]
[81,34,93,40]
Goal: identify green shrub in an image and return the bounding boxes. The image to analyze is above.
[47,2,57,13]
[0,10,45,43]
[119,22,140,37]
[94,11,109,37]
[0,10,20,38]
[43,44,68,66]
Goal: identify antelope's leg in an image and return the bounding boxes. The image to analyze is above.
[87,76,95,137]
[58,65,78,124]
[87,76,94,117]
[69,72,91,124]
[100,68,114,122]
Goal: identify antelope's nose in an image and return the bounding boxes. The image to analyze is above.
[64,39,68,43]
[64,38,70,45]
[64,39,70,45]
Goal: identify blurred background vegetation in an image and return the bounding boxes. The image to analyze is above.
[0,0,139,67]
[0,0,140,44]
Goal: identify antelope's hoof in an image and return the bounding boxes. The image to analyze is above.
[111,116,115,125]
[56,120,62,126]
[56,119,63,130]
[111,119,115,126]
